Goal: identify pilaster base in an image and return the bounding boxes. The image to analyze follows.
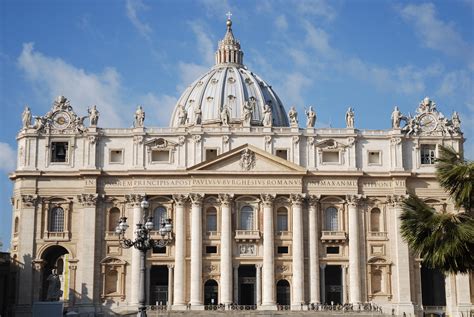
[291,304,306,310]
[258,304,278,311]
[189,304,204,310]
[397,302,415,316]
[172,304,188,310]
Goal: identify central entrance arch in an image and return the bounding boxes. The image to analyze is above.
[40,245,70,301]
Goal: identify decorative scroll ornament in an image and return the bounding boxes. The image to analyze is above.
[222,135,230,144]
[401,97,462,137]
[346,194,365,206]
[125,194,145,207]
[218,193,234,206]
[32,96,88,135]
[239,149,256,171]
[21,194,39,207]
[172,194,188,206]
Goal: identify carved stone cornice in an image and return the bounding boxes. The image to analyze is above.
[290,193,305,205]
[218,193,234,206]
[346,194,366,206]
[21,194,39,208]
[76,193,99,207]
[307,194,321,206]
[172,194,188,206]
[189,193,204,205]
[260,194,275,206]
[125,194,145,207]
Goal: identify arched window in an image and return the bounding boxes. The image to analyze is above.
[206,207,217,232]
[370,208,381,232]
[204,279,218,305]
[240,206,254,230]
[371,269,382,294]
[14,217,19,233]
[276,280,290,305]
[105,269,118,294]
[108,208,120,232]
[277,207,288,232]
[325,207,338,231]
[153,206,167,228]
[49,207,64,232]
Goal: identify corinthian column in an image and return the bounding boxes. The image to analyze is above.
[290,194,305,309]
[77,193,99,306]
[260,194,276,309]
[189,193,204,308]
[17,195,38,306]
[390,195,414,315]
[347,194,363,304]
[308,195,321,304]
[219,194,234,306]
[172,194,188,308]
[126,194,144,306]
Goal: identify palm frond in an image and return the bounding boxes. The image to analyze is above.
[400,195,474,274]
[436,145,474,211]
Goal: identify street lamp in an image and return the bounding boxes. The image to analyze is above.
[115,197,173,317]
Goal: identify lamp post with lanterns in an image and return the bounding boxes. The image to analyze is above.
[115,197,173,317]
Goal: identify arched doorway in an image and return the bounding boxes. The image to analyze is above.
[421,265,446,307]
[40,245,69,301]
[276,280,290,305]
[204,279,218,305]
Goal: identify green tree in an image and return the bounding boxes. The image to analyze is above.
[400,145,474,274]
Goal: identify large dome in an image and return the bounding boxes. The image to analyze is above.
[170,18,289,128]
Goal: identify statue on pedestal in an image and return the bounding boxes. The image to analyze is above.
[88,105,99,127]
[46,269,62,301]
[242,101,253,127]
[262,104,273,127]
[221,105,231,126]
[305,106,316,128]
[194,104,202,125]
[391,106,402,128]
[345,107,355,128]
[177,104,187,126]
[288,106,298,127]
[134,106,145,128]
[22,106,32,129]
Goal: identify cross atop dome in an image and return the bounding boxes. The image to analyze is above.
[215,12,243,66]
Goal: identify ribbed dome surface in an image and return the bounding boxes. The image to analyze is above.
[170,65,289,127]
[169,17,288,128]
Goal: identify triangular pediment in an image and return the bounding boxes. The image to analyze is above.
[188,144,307,174]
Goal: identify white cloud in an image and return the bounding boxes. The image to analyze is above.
[138,92,177,126]
[439,70,473,96]
[0,142,16,173]
[275,15,288,31]
[398,3,473,63]
[176,62,209,93]
[281,72,312,107]
[295,0,336,20]
[303,21,336,58]
[126,0,152,41]
[189,21,215,66]
[199,0,234,18]
[18,42,126,127]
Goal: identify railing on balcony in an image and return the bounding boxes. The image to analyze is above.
[422,306,446,315]
[204,231,221,239]
[276,231,291,238]
[44,231,70,241]
[321,230,347,242]
[105,231,119,240]
[235,230,260,241]
[368,231,388,239]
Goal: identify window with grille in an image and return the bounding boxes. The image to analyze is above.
[153,206,167,228]
[50,207,64,232]
[420,144,436,165]
[325,207,338,231]
[206,208,217,232]
[240,206,254,230]
[276,207,288,232]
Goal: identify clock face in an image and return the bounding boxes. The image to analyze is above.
[52,112,71,130]
[419,114,437,132]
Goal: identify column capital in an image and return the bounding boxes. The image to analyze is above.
[167,264,175,269]
[290,193,305,205]
[386,194,409,206]
[189,193,204,205]
[260,194,275,206]
[172,194,188,206]
[320,263,327,269]
[21,194,39,208]
[307,194,321,206]
[218,193,234,206]
[125,194,146,207]
[255,263,263,269]
[76,193,100,207]
[346,194,366,206]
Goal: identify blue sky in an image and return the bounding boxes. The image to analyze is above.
[0,0,473,250]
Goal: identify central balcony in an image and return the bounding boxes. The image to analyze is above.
[234,230,261,242]
[321,230,347,243]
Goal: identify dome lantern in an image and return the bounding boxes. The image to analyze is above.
[215,13,244,66]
